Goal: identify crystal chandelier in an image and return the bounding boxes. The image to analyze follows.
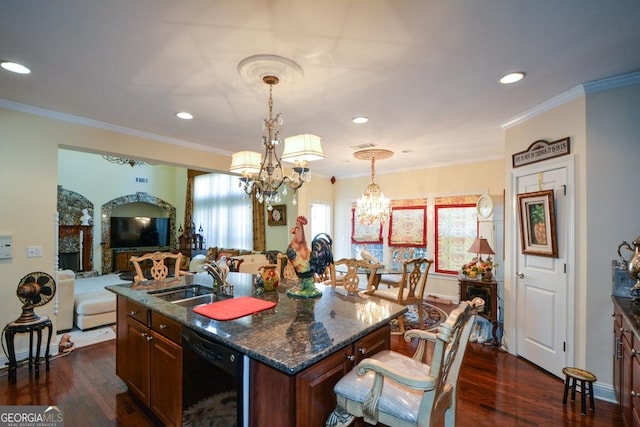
[354,149,394,226]
[230,75,323,208]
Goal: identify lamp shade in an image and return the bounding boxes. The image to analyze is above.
[282,134,324,163]
[229,151,262,175]
[467,238,495,255]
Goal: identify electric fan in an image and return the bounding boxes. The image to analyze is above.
[15,271,57,323]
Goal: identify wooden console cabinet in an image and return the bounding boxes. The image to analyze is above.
[459,278,499,345]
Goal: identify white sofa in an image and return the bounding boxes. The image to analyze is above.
[234,253,270,274]
[56,269,75,332]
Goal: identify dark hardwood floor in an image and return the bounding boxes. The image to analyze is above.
[1,330,622,426]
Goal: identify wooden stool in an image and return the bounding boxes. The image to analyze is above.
[562,367,596,415]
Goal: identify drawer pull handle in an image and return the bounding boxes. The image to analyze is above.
[632,391,639,398]
[147,335,153,341]
[359,347,367,354]
[346,354,355,362]
[159,324,168,330]
[141,332,147,338]
[129,310,138,315]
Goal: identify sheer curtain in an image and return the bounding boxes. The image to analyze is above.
[193,173,253,250]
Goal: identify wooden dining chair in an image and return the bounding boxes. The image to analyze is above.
[329,258,382,294]
[369,257,433,333]
[326,298,484,427]
[130,251,189,283]
[378,247,415,288]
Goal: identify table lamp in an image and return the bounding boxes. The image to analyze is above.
[467,237,495,281]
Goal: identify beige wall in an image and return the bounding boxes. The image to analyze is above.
[333,159,506,298]
[0,107,231,357]
[504,83,640,394]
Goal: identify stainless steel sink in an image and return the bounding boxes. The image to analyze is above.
[148,284,231,308]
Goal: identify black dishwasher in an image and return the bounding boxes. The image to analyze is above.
[181,327,247,427]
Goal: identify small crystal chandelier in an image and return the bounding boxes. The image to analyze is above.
[354,149,394,226]
[230,75,323,208]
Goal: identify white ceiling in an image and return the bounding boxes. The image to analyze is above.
[1,1,640,179]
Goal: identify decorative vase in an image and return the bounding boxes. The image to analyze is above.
[259,264,280,292]
[618,236,640,298]
[483,268,493,282]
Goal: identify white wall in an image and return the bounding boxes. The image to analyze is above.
[585,83,640,387]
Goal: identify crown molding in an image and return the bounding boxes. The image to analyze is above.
[501,86,585,129]
[502,70,640,130]
[0,99,227,155]
[583,69,640,94]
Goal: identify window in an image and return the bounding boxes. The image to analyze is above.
[434,203,477,274]
[310,202,332,239]
[193,173,252,249]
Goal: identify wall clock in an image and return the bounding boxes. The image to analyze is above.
[476,195,494,219]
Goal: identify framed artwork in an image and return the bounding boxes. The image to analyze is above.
[351,209,383,243]
[268,204,287,226]
[389,206,426,247]
[517,190,558,257]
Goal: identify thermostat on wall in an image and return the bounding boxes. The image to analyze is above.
[0,235,13,259]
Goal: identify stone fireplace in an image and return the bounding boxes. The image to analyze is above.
[101,192,176,274]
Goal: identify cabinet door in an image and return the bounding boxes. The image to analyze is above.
[150,331,183,427]
[125,316,150,404]
[296,347,353,427]
[622,316,634,427]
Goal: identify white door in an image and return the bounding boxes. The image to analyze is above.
[514,160,573,378]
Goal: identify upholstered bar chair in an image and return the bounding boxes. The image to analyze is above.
[329,258,382,295]
[369,257,433,334]
[326,298,484,427]
[130,251,189,283]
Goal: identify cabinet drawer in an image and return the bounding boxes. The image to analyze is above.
[622,314,634,349]
[151,312,182,344]
[126,299,149,325]
[354,325,390,363]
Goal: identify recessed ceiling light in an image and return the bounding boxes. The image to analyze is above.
[1,61,31,75]
[499,72,526,84]
[176,112,193,120]
[352,117,369,124]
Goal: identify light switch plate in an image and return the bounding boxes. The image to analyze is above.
[27,245,43,258]
[0,235,13,259]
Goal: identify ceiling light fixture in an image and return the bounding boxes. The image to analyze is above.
[230,74,323,208]
[176,112,193,120]
[102,155,157,167]
[499,72,526,84]
[354,148,393,226]
[352,117,369,124]
[1,61,31,75]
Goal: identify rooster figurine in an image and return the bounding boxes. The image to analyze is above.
[286,216,334,298]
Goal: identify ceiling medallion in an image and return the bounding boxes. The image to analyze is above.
[237,54,304,86]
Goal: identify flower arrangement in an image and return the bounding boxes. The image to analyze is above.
[461,256,496,279]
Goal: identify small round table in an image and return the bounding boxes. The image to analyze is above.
[2,316,53,384]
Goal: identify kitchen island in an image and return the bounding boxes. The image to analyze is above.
[107,272,406,427]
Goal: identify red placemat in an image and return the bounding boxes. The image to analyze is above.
[193,296,276,321]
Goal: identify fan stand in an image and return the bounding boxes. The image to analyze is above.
[14,303,41,324]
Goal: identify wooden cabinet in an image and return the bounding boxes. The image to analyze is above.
[116,297,183,427]
[250,324,390,427]
[459,278,499,344]
[613,299,640,427]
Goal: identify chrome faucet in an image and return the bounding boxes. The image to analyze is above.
[203,263,234,296]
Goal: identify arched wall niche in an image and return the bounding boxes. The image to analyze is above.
[57,186,94,273]
[101,192,176,274]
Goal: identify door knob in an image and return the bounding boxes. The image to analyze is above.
[516,272,525,279]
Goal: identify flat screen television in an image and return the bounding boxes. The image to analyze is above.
[110,216,171,249]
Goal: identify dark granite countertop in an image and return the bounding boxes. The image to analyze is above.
[107,272,406,375]
[612,296,640,335]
